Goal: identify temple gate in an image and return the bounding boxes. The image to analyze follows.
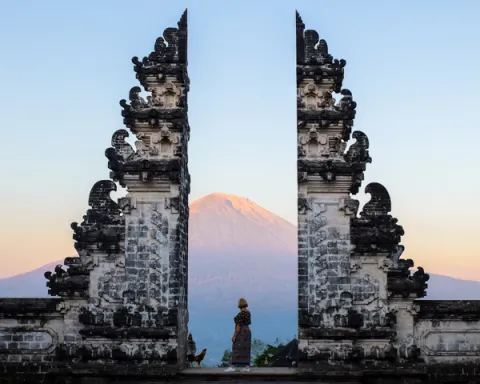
[0,9,479,384]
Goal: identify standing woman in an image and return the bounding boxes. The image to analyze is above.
[224,298,251,372]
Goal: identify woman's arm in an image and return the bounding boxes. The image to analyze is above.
[232,324,240,342]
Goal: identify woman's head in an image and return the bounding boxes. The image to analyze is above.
[238,298,248,309]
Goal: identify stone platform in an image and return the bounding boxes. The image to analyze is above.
[179,366,480,383]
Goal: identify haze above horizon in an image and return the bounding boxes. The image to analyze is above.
[0,0,479,280]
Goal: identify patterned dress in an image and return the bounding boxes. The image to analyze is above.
[231,310,251,366]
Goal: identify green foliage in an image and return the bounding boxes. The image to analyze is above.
[218,338,267,367]
[218,337,290,367]
[218,349,232,367]
[252,337,286,367]
[251,338,266,359]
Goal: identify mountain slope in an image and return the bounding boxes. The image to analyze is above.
[0,261,59,298]
[189,192,296,253]
[188,193,297,311]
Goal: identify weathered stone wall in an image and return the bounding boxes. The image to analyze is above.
[295,12,480,379]
[0,299,63,366]
[92,8,191,368]
[296,10,371,364]
[0,10,193,376]
[415,301,480,364]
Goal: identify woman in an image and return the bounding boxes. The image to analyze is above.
[224,297,251,372]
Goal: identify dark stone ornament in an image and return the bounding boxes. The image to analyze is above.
[110,129,134,161]
[350,184,430,297]
[186,333,197,365]
[350,182,405,253]
[389,245,414,274]
[297,99,356,136]
[344,131,372,165]
[298,198,310,214]
[70,180,124,255]
[131,9,188,87]
[44,180,124,298]
[319,159,336,182]
[388,266,430,299]
[119,86,148,115]
[362,183,391,215]
[337,89,357,118]
[105,130,135,186]
[298,171,308,184]
[44,264,89,298]
[383,311,397,328]
[296,11,346,92]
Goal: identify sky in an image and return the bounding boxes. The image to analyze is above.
[0,0,479,279]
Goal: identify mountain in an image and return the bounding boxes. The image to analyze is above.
[0,261,59,298]
[190,193,296,254]
[417,275,480,301]
[188,193,297,311]
[1,192,479,365]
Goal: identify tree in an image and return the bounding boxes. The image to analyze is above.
[219,349,232,367]
[218,338,266,367]
[252,338,286,367]
[251,338,266,361]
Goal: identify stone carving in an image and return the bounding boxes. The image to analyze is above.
[351,273,380,304]
[390,245,414,271]
[344,131,372,165]
[0,329,56,354]
[297,93,357,129]
[148,82,184,108]
[106,147,183,186]
[44,265,89,298]
[111,129,134,161]
[296,11,346,92]
[350,183,404,253]
[298,85,336,110]
[319,159,336,182]
[124,86,148,111]
[350,187,429,297]
[110,85,187,186]
[388,266,430,298]
[338,198,359,216]
[367,344,397,361]
[298,128,329,157]
[337,89,357,117]
[186,333,197,364]
[296,11,439,372]
[70,180,124,256]
[45,180,124,298]
[131,9,188,88]
[362,182,391,215]
[44,9,193,370]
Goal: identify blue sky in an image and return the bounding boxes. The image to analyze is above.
[0,0,479,278]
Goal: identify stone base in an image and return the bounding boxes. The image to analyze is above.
[2,364,480,383]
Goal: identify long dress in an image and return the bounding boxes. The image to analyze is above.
[231,310,252,366]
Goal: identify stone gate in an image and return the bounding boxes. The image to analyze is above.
[1,9,480,384]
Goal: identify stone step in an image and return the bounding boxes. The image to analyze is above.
[178,368,359,383]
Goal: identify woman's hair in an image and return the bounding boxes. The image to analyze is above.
[238,298,248,309]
